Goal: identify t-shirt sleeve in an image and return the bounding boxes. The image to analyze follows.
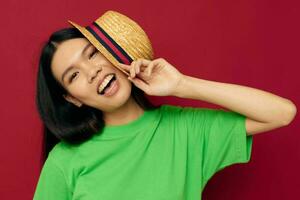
[33,155,72,200]
[182,106,253,185]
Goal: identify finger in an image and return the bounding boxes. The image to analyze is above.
[138,58,151,67]
[135,58,151,76]
[114,63,129,76]
[116,62,131,72]
[130,61,136,78]
[144,61,155,77]
[135,60,140,74]
[134,59,148,75]
[134,60,141,76]
[128,77,150,94]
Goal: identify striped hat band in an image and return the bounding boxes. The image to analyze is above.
[85,22,133,65]
[67,10,154,76]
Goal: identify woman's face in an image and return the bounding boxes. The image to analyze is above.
[50,38,132,112]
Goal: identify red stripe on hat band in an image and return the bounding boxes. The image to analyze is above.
[89,24,131,65]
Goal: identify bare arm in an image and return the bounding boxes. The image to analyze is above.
[173,75,297,136]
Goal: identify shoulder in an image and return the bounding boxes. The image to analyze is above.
[50,141,76,155]
[47,141,79,168]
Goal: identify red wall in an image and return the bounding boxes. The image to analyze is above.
[0,0,299,199]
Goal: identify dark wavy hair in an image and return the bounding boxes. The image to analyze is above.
[35,27,159,162]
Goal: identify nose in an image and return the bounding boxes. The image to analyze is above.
[88,65,102,83]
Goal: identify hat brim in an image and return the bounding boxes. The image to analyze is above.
[67,20,130,76]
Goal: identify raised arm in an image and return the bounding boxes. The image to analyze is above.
[173,75,297,136]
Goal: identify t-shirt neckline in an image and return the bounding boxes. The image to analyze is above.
[93,107,160,140]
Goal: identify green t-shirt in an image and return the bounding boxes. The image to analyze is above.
[33,104,253,200]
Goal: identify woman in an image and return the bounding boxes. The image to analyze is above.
[33,12,296,200]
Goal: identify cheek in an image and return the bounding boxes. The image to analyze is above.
[68,82,92,98]
[118,73,132,90]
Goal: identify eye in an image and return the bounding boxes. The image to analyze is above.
[69,72,78,83]
[89,47,98,59]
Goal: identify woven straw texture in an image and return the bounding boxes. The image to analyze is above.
[67,10,154,75]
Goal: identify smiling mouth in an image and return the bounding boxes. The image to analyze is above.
[97,73,117,95]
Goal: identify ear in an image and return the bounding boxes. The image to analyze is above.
[63,94,82,107]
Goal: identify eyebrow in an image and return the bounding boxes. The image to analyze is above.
[61,43,92,83]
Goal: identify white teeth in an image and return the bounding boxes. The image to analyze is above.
[98,74,114,93]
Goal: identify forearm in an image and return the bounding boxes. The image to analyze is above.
[173,75,297,125]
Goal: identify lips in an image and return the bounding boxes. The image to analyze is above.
[96,73,115,94]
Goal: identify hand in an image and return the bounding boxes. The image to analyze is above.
[116,58,185,96]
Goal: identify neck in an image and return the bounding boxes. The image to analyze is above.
[103,96,144,126]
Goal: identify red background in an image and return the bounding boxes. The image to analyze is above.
[0,0,299,199]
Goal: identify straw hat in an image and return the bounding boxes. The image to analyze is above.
[67,10,154,76]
